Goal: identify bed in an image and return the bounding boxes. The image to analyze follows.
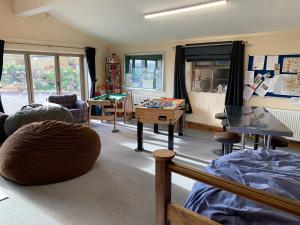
[153,149,300,225]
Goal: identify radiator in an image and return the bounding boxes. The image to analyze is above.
[267,108,300,141]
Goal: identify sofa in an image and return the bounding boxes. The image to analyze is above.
[48,94,88,123]
[0,112,8,143]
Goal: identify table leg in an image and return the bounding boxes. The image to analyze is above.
[168,124,174,150]
[135,121,144,152]
[88,104,92,126]
[240,132,245,150]
[112,102,119,133]
[154,124,159,133]
[178,115,184,136]
[266,135,272,149]
[254,134,259,150]
[123,99,126,124]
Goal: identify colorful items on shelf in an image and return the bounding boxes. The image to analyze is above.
[105,53,121,94]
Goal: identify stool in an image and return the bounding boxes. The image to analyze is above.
[215,113,227,120]
[214,132,241,155]
[213,113,228,156]
[221,119,229,132]
[270,136,289,149]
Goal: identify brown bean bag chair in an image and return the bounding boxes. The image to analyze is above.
[0,120,101,185]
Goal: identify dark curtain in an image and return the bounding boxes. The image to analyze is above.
[0,40,5,113]
[225,41,245,106]
[174,45,192,113]
[85,47,96,98]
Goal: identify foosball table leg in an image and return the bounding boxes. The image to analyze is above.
[154,123,159,134]
[178,115,184,136]
[168,124,174,150]
[135,120,144,152]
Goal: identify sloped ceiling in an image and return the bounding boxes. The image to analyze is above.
[19,0,300,44]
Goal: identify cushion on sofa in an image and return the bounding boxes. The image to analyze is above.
[0,120,101,185]
[48,94,77,109]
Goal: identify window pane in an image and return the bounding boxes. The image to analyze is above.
[0,53,28,115]
[125,54,163,91]
[30,55,57,103]
[191,60,230,93]
[59,56,81,99]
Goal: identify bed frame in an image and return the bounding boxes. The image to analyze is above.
[153,150,300,225]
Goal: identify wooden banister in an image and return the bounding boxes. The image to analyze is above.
[167,203,221,225]
[153,149,300,225]
[167,161,300,217]
[153,150,175,225]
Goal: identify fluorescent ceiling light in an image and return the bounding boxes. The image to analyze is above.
[144,0,227,19]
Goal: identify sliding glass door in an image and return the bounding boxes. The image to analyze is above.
[59,56,81,98]
[30,55,57,104]
[0,53,29,114]
[1,51,85,114]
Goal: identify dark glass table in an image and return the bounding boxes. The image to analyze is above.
[225,105,293,149]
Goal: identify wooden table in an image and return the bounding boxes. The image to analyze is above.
[135,98,185,151]
[225,105,293,149]
[87,93,129,133]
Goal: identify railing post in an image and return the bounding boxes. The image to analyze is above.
[153,150,176,225]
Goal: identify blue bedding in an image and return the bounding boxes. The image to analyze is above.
[185,150,300,225]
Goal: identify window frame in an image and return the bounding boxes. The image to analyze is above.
[2,50,86,106]
[123,52,165,92]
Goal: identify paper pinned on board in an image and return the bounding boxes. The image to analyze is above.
[252,73,263,89]
[255,81,271,97]
[243,85,255,101]
[266,56,279,70]
[252,56,265,70]
[282,57,300,73]
[244,71,254,85]
[264,75,280,92]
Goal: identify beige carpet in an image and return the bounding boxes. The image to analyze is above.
[0,121,196,225]
[1,120,298,225]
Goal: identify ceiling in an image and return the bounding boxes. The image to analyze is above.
[49,0,300,44]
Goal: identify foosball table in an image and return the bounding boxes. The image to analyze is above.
[135,98,185,151]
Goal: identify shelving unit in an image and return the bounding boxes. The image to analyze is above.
[105,62,121,94]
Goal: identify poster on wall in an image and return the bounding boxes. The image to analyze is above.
[266,56,279,70]
[282,57,300,73]
[252,56,265,70]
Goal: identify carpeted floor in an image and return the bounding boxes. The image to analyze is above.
[0,120,299,225]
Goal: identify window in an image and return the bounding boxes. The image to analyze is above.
[30,55,57,104]
[1,51,85,114]
[59,56,81,98]
[0,53,28,115]
[191,60,230,93]
[125,54,163,91]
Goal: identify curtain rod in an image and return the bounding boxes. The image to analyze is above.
[6,41,89,50]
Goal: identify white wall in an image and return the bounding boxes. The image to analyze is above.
[109,31,300,127]
[0,0,108,88]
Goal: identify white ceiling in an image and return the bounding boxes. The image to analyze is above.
[49,0,300,44]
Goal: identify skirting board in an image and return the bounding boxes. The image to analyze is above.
[184,121,222,133]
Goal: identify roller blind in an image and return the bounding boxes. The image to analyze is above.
[184,44,232,62]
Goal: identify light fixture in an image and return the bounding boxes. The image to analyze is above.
[144,0,227,19]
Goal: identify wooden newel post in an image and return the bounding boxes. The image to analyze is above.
[153,150,175,225]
